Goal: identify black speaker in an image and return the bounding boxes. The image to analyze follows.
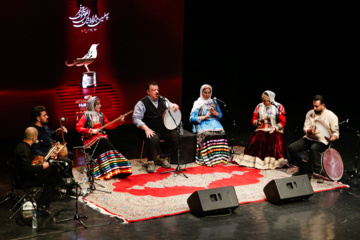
[187,186,239,217]
[263,175,314,205]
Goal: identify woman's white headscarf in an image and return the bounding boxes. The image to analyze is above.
[259,90,280,127]
[190,84,213,113]
[264,90,279,106]
[87,96,101,123]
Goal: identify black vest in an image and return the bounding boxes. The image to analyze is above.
[141,96,168,132]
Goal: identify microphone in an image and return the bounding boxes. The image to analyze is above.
[213,97,226,104]
[60,117,68,122]
[159,95,168,102]
[49,160,68,166]
[339,119,349,125]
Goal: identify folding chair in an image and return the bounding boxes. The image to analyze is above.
[7,159,42,219]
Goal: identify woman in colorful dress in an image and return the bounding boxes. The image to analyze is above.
[76,96,132,180]
[234,90,287,169]
[189,84,230,166]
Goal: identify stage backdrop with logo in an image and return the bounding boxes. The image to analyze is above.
[1,0,183,138]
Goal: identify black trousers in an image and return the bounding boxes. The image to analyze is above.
[287,138,327,174]
[145,130,179,162]
[27,165,60,207]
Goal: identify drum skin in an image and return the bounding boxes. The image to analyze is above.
[315,119,331,139]
[162,108,182,130]
[322,148,344,181]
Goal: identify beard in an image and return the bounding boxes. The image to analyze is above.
[314,110,322,115]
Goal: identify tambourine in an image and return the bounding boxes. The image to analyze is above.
[162,108,182,130]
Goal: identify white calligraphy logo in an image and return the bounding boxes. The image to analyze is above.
[69,5,109,28]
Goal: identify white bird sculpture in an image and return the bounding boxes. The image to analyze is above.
[65,44,99,72]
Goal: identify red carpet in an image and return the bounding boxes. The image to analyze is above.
[74,159,348,223]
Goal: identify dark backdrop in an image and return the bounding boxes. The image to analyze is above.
[182,0,360,143]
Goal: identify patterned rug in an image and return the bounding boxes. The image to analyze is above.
[73,147,348,223]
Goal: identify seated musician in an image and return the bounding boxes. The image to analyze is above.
[189,84,230,166]
[132,81,179,173]
[31,106,76,196]
[234,90,287,169]
[76,96,132,180]
[13,127,61,215]
[287,95,339,180]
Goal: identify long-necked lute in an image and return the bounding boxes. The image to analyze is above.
[32,142,67,165]
[83,110,133,147]
[57,118,69,157]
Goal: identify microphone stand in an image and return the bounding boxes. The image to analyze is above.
[215,99,237,155]
[74,133,111,197]
[343,120,360,180]
[55,163,88,228]
[161,108,188,178]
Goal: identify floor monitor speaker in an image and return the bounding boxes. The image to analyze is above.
[187,186,239,217]
[263,175,314,205]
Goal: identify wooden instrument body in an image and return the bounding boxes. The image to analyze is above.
[58,118,69,157]
[31,142,63,165]
[32,155,46,166]
[57,143,68,157]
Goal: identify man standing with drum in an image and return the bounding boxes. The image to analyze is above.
[133,81,180,173]
[287,95,340,180]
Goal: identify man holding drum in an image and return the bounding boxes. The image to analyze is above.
[133,81,180,173]
[287,95,340,180]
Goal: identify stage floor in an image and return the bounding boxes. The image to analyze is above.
[1,127,360,240]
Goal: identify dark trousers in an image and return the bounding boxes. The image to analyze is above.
[145,130,179,162]
[56,156,75,191]
[287,138,327,174]
[28,166,60,207]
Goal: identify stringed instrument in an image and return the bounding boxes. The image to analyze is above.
[32,142,64,165]
[57,118,69,157]
[85,110,133,137]
[98,110,133,132]
[83,110,133,147]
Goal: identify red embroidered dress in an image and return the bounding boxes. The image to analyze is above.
[234,102,287,169]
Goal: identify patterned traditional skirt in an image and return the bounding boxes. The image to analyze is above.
[90,138,132,180]
[234,130,287,169]
[196,131,230,167]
